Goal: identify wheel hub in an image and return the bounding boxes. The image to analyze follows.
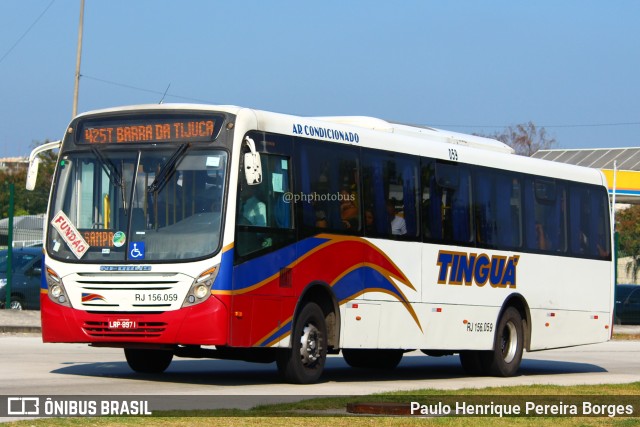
[501,320,518,363]
[299,324,321,366]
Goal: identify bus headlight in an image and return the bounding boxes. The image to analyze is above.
[194,284,209,299]
[182,265,218,308]
[46,266,71,307]
[51,284,62,298]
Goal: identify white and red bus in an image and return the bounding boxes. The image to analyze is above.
[27,104,613,383]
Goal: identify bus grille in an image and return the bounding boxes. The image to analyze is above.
[82,321,167,337]
[65,271,193,312]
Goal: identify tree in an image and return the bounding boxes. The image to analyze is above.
[0,139,57,218]
[480,121,557,156]
[616,205,640,283]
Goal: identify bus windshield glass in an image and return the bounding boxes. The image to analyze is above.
[48,147,228,262]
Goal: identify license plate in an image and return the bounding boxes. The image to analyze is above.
[108,319,137,329]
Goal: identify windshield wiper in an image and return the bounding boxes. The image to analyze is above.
[91,147,127,211]
[147,143,190,194]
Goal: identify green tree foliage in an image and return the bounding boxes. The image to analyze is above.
[0,140,58,218]
[481,121,557,156]
[616,205,640,282]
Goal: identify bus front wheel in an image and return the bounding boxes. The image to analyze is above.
[124,348,173,374]
[276,302,327,384]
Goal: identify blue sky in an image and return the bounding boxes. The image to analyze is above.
[1,1,639,158]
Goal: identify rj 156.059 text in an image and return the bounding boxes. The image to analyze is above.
[134,293,178,302]
[467,322,493,332]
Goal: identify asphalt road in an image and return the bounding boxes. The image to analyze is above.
[1,335,639,413]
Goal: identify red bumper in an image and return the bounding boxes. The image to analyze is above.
[41,294,229,346]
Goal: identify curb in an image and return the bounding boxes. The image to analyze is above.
[0,310,41,334]
[347,402,411,416]
[0,325,41,334]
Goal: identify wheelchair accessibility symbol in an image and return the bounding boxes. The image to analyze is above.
[129,242,145,259]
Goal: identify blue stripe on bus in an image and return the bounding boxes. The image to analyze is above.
[213,236,330,292]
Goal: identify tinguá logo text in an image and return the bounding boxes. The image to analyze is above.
[436,250,519,288]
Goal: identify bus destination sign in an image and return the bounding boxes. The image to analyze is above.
[77,115,224,144]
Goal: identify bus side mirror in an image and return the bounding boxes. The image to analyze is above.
[243,136,262,185]
[25,140,61,191]
[26,157,40,191]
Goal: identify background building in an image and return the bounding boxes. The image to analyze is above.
[0,157,28,175]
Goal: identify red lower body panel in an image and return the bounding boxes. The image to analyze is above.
[40,294,229,346]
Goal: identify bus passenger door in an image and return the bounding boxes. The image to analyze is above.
[231,132,296,348]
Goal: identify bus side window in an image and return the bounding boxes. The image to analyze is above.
[593,189,611,259]
[235,148,294,259]
[296,140,360,235]
[525,178,567,252]
[474,169,522,249]
[569,185,591,255]
[569,184,611,259]
[421,158,437,240]
[422,160,472,245]
[362,151,419,239]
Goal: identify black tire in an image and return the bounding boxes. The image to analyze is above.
[124,348,173,374]
[484,307,524,377]
[342,349,404,370]
[276,302,327,384]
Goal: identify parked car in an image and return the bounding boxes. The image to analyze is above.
[0,247,43,310]
[614,284,640,325]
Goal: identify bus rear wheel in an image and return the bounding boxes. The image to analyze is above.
[459,307,524,377]
[124,348,173,374]
[276,302,327,384]
[342,349,404,370]
[485,307,524,376]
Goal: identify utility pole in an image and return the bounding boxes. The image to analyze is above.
[72,0,85,118]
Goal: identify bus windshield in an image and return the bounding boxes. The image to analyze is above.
[48,147,228,262]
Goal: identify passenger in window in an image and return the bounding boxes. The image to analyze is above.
[364,209,376,235]
[596,234,610,258]
[315,210,328,228]
[240,186,266,226]
[386,200,407,236]
[535,223,549,250]
[578,229,589,254]
[421,194,432,239]
[340,188,358,230]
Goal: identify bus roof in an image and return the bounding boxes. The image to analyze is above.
[72,103,606,187]
[312,115,515,154]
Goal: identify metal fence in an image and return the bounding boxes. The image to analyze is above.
[1,183,45,310]
[0,214,44,249]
